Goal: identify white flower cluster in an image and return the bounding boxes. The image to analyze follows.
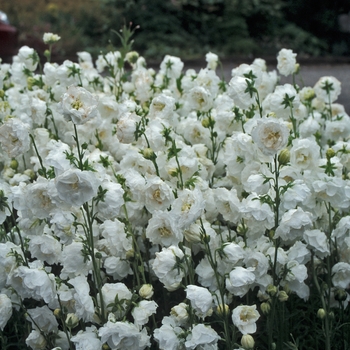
[0,44,349,349]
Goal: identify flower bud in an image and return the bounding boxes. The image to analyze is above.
[125,51,139,64]
[241,334,255,349]
[278,148,290,165]
[95,252,102,259]
[139,284,154,299]
[326,148,335,160]
[184,223,201,243]
[294,63,300,74]
[278,290,289,302]
[334,288,348,302]
[201,117,211,128]
[126,249,134,259]
[27,77,36,90]
[24,169,36,180]
[10,159,18,170]
[65,313,79,328]
[54,308,62,318]
[216,303,230,316]
[168,167,178,177]
[142,147,155,160]
[260,302,271,315]
[0,90,5,98]
[317,308,326,319]
[102,344,111,350]
[266,284,277,297]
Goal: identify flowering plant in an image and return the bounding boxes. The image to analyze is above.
[0,31,349,350]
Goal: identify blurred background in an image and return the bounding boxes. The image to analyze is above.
[0,0,350,63]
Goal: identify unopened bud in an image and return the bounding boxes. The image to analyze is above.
[261,302,271,315]
[142,147,154,160]
[334,288,348,302]
[54,308,62,318]
[184,223,201,243]
[241,334,255,349]
[27,77,35,90]
[326,148,335,160]
[317,308,326,319]
[266,284,277,297]
[216,303,230,316]
[126,249,134,259]
[95,252,102,259]
[201,117,211,128]
[139,284,154,299]
[278,290,289,302]
[0,90,4,98]
[278,148,290,165]
[10,159,18,170]
[125,51,139,64]
[65,313,79,328]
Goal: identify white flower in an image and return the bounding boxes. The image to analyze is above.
[274,207,313,243]
[100,219,132,258]
[303,229,330,258]
[104,256,132,280]
[116,112,141,144]
[232,304,260,334]
[101,283,132,318]
[0,294,12,330]
[98,321,150,350]
[10,265,56,304]
[144,176,175,213]
[148,94,176,121]
[185,285,213,319]
[60,85,100,125]
[71,326,103,350]
[226,267,256,297]
[170,302,189,325]
[26,306,58,333]
[171,188,205,229]
[290,138,320,171]
[251,117,289,156]
[26,330,47,350]
[0,118,30,158]
[262,84,300,120]
[187,86,213,112]
[332,262,350,289]
[146,210,183,247]
[152,245,189,291]
[132,300,158,328]
[95,180,124,219]
[154,317,184,350]
[28,233,62,265]
[43,32,61,44]
[277,48,297,76]
[69,275,95,322]
[159,55,184,80]
[206,52,219,70]
[314,76,341,103]
[55,169,100,207]
[228,76,256,110]
[17,45,39,71]
[60,241,92,279]
[185,324,220,349]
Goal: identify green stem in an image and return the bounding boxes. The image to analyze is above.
[82,203,106,323]
[73,124,84,170]
[312,254,331,350]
